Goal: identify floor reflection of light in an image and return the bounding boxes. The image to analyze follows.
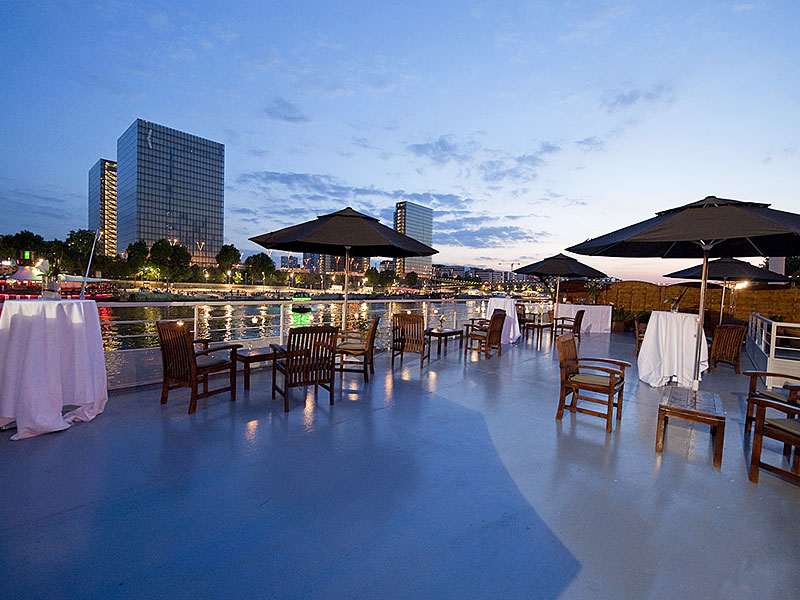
[245,419,259,441]
[303,397,316,432]
[383,372,394,406]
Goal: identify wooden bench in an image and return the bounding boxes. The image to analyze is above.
[235,348,275,390]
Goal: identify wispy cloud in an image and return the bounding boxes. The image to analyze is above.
[601,83,672,113]
[263,96,310,123]
[478,142,562,183]
[575,136,605,152]
[407,135,477,165]
[435,225,549,248]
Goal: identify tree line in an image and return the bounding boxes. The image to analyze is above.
[0,229,286,285]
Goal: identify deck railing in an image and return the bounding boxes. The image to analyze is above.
[746,313,800,388]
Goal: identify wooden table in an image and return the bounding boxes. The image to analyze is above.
[656,387,726,468]
[426,328,463,355]
[236,348,274,390]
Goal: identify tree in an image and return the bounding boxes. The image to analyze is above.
[149,239,173,282]
[216,244,241,272]
[126,240,149,275]
[168,244,192,281]
[405,271,419,288]
[787,256,800,277]
[243,252,275,282]
[64,229,98,274]
[378,269,398,288]
[364,267,380,287]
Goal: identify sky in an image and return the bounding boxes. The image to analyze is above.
[1,0,798,282]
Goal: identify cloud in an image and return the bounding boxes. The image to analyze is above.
[435,225,549,248]
[602,83,672,113]
[263,97,310,123]
[478,142,561,183]
[407,135,477,165]
[530,191,588,207]
[575,136,605,152]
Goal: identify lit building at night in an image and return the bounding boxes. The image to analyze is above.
[87,159,117,256]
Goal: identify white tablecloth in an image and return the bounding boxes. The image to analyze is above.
[637,310,709,388]
[555,303,612,333]
[485,297,520,344]
[0,300,108,440]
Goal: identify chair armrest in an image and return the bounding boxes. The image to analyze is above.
[577,365,623,381]
[195,343,242,357]
[193,338,211,348]
[579,357,632,369]
[748,395,800,417]
[742,371,800,383]
[554,316,574,324]
[270,343,288,357]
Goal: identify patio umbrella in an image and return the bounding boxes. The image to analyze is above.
[250,207,437,325]
[664,258,789,325]
[513,253,607,310]
[567,196,800,390]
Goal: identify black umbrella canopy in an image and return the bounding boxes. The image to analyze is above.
[249,207,437,258]
[514,253,607,278]
[664,258,789,283]
[567,196,800,258]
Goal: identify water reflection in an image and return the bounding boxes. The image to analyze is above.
[98,300,483,352]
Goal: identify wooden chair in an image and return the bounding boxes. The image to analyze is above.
[708,324,747,373]
[156,320,242,414]
[634,316,647,355]
[271,325,339,412]
[465,311,505,359]
[556,333,631,433]
[743,371,800,435]
[747,389,800,484]
[554,309,585,342]
[336,316,380,382]
[391,313,431,368]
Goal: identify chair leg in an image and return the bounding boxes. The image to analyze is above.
[616,388,624,420]
[160,379,170,404]
[230,364,237,402]
[606,392,614,433]
[329,378,335,405]
[189,383,198,414]
[749,407,766,483]
[556,386,568,420]
[363,359,369,383]
[744,401,754,435]
[272,364,277,399]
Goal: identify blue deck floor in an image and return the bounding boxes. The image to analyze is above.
[1,330,799,599]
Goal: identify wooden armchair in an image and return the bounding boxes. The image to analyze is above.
[336,316,380,382]
[634,316,647,355]
[391,313,431,368]
[708,324,747,373]
[554,309,585,342]
[743,371,800,435]
[465,310,506,359]
[271,325,339,412]
[156,320,242,414]
[556,333,631,433]
[463,308,505,336]
[747,390,800,484]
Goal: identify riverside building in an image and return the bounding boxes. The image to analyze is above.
[116,119,224,266]
[87,159,118,256]
[394,201,433,275]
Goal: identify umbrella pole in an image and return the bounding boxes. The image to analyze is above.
[554,277,561,313]
[719,281,726,326]
[342,247,350,328]
[692,248,710,391]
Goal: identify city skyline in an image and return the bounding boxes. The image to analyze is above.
[1,2,799,281]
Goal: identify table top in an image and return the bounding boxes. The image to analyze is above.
[428,328,462,336]
[660,386,723,416]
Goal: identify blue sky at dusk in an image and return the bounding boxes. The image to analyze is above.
[1,1,798,281]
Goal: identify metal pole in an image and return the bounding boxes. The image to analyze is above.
[719,280,726,325]
[342,247,350,328]
[692,247,710,391]
[80,230,102,300]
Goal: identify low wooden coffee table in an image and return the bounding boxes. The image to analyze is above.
[426,328,464,355]
[236,347,275,390]
[656,387,726,468]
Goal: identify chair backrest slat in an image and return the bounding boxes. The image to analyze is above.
[556,333,579,378]
[286,325,338,385]
[392,313,426,353]
[156,321,195,384]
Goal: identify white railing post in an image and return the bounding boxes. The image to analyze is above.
[280,302,286,345]
[193,304,199,338]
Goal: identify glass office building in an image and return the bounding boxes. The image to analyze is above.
[394,201,433,275]
[116,119,224,266]
[88,159,117,256]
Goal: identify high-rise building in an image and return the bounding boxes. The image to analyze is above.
[303,253,320,273]
[322,254,370,273]
[280,255,300,270]
[394,201,433,275]
[88,159,117,256]
[116,119,224,266]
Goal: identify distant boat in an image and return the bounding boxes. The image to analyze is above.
[291,295,312,313]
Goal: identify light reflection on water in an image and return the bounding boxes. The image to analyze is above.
[98,300,485,352]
